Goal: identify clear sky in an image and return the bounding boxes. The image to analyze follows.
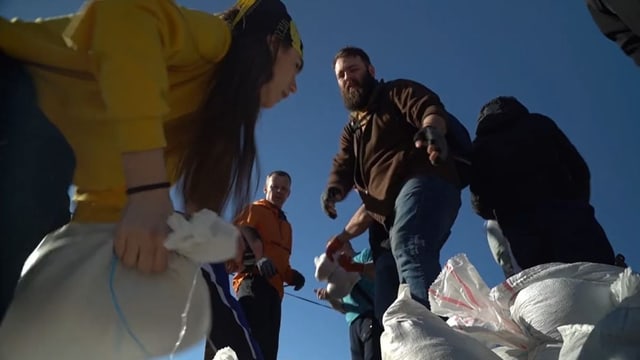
[2,1,638,359]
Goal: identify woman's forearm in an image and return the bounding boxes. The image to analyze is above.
[121,148,169,188]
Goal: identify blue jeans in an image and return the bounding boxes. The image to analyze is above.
[366,221,400,327]
[373,251,398,326]
[388,175,461,308]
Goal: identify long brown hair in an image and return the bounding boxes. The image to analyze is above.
[168,9,291,217]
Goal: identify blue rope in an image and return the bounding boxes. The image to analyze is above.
[109,252,153,358]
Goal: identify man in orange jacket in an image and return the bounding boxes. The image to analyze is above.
[232,170,305,360]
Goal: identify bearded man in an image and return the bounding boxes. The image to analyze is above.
[320,46,467,316]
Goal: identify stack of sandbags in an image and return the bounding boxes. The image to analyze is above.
[380,285,502,360]
[428,254,640,360]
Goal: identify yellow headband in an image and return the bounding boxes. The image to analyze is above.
[289,21,302,57]
[231,0,303,58]
[231,0,257,28]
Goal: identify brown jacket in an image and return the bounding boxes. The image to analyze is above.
[232,199,294,299]
[326,79,459,221]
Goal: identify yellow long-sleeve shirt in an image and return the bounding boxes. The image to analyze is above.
[0,0,231,222]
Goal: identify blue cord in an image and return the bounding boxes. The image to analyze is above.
[109,252,153,358]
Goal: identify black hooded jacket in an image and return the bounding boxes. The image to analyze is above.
[469,97,591,220]
[585,0,640,66]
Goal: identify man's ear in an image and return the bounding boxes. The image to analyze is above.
[367,64,376,78]
[263,186,268,194]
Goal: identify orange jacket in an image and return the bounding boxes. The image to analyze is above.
[232,199,294,299]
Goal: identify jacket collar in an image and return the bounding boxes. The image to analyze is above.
[255,199,288,221]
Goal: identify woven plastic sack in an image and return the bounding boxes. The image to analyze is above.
[0,210,238,360]
[381,284,502,360]
[428,253,531,352]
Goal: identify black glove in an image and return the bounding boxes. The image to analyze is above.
[413,126,449,165]
[256,257,277,278]
[290,269,305,291]
[321,187,342,219]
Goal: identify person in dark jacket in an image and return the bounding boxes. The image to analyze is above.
[585,0,640,66]
[469,96,615,269]
[321,46,467,310]
[0,52,75,322]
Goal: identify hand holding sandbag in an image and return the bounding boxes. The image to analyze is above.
[325,235,345,260]
[115,189,173,273]
[164,209,239,264]
[314,253,361,298]
[315,288,329,300]
[338,254,365,273]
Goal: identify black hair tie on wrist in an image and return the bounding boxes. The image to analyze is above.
[126,182,171,195]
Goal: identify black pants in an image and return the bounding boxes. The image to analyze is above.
[497,200,615,270]
[0,53,75,322]
[367,222,399,328]
[238,275,282,360]
[202,266,264,360]
[349,313,382,360]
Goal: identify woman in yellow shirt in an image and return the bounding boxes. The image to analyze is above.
[0,0,304,356]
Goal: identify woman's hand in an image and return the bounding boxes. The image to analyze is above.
[114,188,174,273]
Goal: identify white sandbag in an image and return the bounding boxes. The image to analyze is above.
[576,290,640,360]
[429,253,518,332]
[461,327,529,360]
[164,209,239,263]
[556,324,593,360]
[610,267,640,304]
[381,285,502,360]
[491,345,524,360]
[428,254,638,360]
[511,277,614,342]
[0,210,239,360]
[212,347,239,360]
[491,262,624,311]
[314,253,360,298]
[429,254,532,351]
[528,342,561,360]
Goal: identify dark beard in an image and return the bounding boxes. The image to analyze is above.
[341,73,376,111]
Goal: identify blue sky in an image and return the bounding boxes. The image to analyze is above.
[2,0,639,359]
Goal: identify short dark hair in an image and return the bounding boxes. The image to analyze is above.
[266,170,292,184]
[333,46,371,67]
